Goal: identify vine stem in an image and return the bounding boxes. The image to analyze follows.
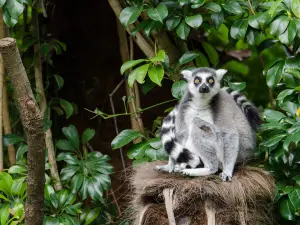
[247,0,255,15]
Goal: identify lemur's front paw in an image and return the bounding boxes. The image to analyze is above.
[220,172,232,182]
[156,164,174,173]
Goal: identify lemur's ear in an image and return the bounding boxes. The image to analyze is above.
[181,70,193,80]
[216,69,227,80]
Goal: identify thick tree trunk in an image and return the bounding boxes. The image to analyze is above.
[0,38,45,225]
[0,9,16,166]
[33,9,62,190]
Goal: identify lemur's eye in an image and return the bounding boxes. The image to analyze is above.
[194,79,200,84]
[208,78,214,84]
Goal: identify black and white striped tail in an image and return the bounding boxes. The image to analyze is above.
[223,87,262,130]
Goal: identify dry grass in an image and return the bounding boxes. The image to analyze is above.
[127,161,276,225]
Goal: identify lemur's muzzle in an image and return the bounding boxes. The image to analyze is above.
[199,84,209,93]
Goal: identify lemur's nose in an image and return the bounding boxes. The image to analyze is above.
[199,84,209,93]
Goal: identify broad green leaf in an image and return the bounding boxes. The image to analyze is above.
[266,61,284,88]
[270,16,289,37]
[63,215,80,225]
[71,173,84,194]
[259,123,287,132]
[82,128,95,145]
[145,148,158,161]
[6,0,24,19]
[60,99,74,119]
[148,65,164,86]
[288,189,300,209]
[264,109,286,122]
[62,125,79,150]
[120,6,142,26]
[0,0,5,7]
[211,12,224,29]
[291,0,300,18]
[44,184,55,201]
[148,137,162,149]
[261,134,286,147]
[84,207,101,225]
[248,12,265,29]
[141,78,156,95]
[166,16,181,31]
[2,7,18,27]
[93,174,111,191]
[128,64,150,87]
[64,154,79,165]
[127,142,151,159]
[111,129,144,149]
[148,4,168,23]
[222,1,243,15]
[176,21,190,40]
[8,165,26,174]
[54,75,64,90]
[120,59,145,75]
[0,172,13,195]
[131,19,149,36]
[65,202,82,216]
[230,19,248,40]
[178,0,189,6]
[202,42,219,66]
[60,165,79,181]
[185,14,203,29]
[228,82,246,91]
[43,216,60,225]
[179,51,199,65]
[0,203,10,225]
[283,131,300,151]
[195,52,209,67]
[203,2,221,12]
[150,50,165,63]
[257,39,278,52]
[3,134,24,146]
[87,177,103,201]
[56,139,76,151]
[58,189,69,207]
[11,177,26,196]
[190,0,205,5]
[277,89,294,104]
[279,19,297,45]
[143,20,163,37]
[280,101,298,115]
[172,80,187,99]
[280,198,295,220]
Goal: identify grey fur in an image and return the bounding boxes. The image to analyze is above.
[156,67,260,181]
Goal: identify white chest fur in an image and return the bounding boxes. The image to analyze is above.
[184,107,214,126]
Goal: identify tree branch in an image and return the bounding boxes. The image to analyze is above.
[0,37,45,225]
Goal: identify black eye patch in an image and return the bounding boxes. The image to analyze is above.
[194,77,202,85]
[206,77,215,86]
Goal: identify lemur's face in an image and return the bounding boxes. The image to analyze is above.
[181,68,227,98]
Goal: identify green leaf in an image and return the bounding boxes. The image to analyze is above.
[120,59,146,75]
[266,61,284,88]
[211,11,224,29]
[54,75,64,90]
[58,189,69,207]
[259,123,287,132]
[2,7,17,27]
[0,203,10,225]
[176,21,190,40]
[82,128,95,145]
[190,0,205,5]
[127,142,151,159]
[63,215,80,225]
[280,101,298,115]
[264,109,286,123]
[143,20,163,37]
[222,1,243,15]
[8,165,26,174]
[166,16,181,31]
[178,0,189,6]
[203,2,221,12]
[84,207,101,225]
[148,65,164,86]
[179,51,199,65]
[195,52,209,67]
[3,134,24,146]
[148,4,168,23]
[277,89,294,104]
[261,134,286,147]
[288,189,300,209]
[16,144,27,163]
[0,0,6,7]
[280,198,295,220]
[60,99,74,119]
[228,82,246,91]
[11,177,26,196]
[87,177,103,201]
[71,173,84,194]
[145,148,159,161]
[128,64,150,87]
[56,139,76,151]
[111,129,144,149]
[270,16,289,37]
[150,50,165,62]
[202,42,219,66]
[148,137,162,149]
[43,216,60,225]
[62,125,79,150]
[60,165,79,181]
[283,131,300,151]
[185,14,203,29]
[279,19,297,45]
[141,77,156,95]
[65,202,82,216]
[230,19,248,40]
[6,0,24,19]
[120,6,142,26]
[64,154,79,165]
[291,0,300,18]
[0,172,13,195]
[172,80,187,99]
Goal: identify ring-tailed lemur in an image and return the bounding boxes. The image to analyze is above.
[156,68,261,181]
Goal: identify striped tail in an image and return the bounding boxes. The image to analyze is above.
[223,87,262,130]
